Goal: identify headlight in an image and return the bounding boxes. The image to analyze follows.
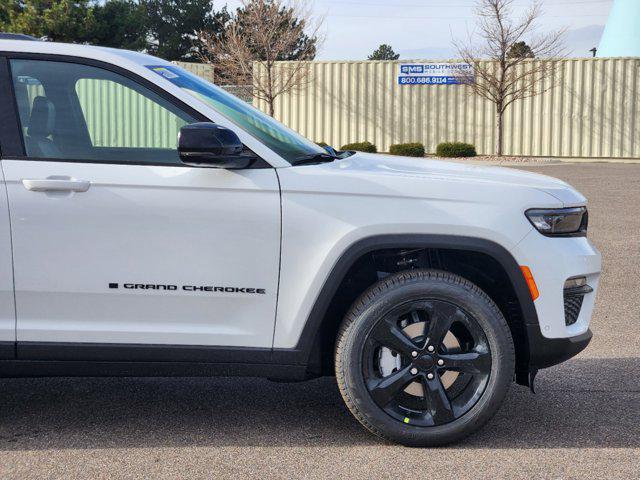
[525,207,588,237]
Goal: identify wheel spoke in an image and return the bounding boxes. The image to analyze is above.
[371,317,417,356]
[368,366,415,407]
[439,351,491,375]
[422,374,454,424]
[425,302,463,348]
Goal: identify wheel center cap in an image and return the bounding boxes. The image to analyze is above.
[413,354,435,370]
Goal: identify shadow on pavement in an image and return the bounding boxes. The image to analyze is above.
[0,357,637,450]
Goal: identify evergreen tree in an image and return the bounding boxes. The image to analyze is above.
[144,0,230,61]
[368,44,400,60]
[6,0,94,42]
[88,0,148,51]
[507,41,535,59]
[0,0,19,30]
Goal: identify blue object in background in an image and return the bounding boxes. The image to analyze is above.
[597,0,640,57]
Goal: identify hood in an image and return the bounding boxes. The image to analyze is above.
[331,152,586,206]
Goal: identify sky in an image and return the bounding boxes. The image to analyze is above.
[221,0,614,60]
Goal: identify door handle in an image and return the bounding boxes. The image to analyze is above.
[22,178,91,193]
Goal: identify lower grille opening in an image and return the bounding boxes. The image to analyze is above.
[564,294,584,326]
[563,277,593,326]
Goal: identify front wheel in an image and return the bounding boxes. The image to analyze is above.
[335,269,515,447]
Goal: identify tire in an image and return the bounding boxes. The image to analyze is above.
[335,269,515,447]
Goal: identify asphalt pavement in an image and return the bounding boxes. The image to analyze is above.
[0,163,638,479]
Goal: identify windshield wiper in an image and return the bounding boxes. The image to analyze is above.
[293,152,339,166]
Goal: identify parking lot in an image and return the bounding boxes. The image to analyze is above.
[0,163,638,479]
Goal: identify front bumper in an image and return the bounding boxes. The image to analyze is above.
[510,228,600,385]
[513,230,601,340]
[526,326,592,369]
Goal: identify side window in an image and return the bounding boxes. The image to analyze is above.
[10,59,197,164]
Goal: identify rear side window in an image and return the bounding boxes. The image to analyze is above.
[10,59,197,165]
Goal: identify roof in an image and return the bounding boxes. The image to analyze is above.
[0,33,38,41]
[0,40,171,68]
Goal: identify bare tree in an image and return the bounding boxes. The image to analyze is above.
[455,0,565,156]
[198,0,322,116]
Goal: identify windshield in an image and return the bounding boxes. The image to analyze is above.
[146,65,326,164]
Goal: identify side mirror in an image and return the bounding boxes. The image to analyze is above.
[178,122,253,169]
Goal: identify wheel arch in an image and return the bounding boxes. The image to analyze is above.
[273,234,538,382]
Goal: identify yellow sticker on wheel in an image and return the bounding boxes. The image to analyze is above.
[403,417,410,424]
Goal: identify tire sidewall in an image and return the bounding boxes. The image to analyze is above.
[338,271,515,447]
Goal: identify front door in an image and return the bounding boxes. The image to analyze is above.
[1,56,281,357]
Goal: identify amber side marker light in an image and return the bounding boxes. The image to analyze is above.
[520,266,539,301]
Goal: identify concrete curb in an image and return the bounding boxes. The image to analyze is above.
[430,157,640,167]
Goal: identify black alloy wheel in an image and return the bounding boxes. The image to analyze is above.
[363,299,491,427]
[335,269,514,447]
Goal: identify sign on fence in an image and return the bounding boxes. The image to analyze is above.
[397,63,473,85]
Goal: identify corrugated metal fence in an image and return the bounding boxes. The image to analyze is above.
[75,79,188,149]
[174,61,215,83]
[254,58,640,158]
[174,62,253,102]
[23,59,637,158]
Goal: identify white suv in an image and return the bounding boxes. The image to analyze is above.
[0,39,601,446]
